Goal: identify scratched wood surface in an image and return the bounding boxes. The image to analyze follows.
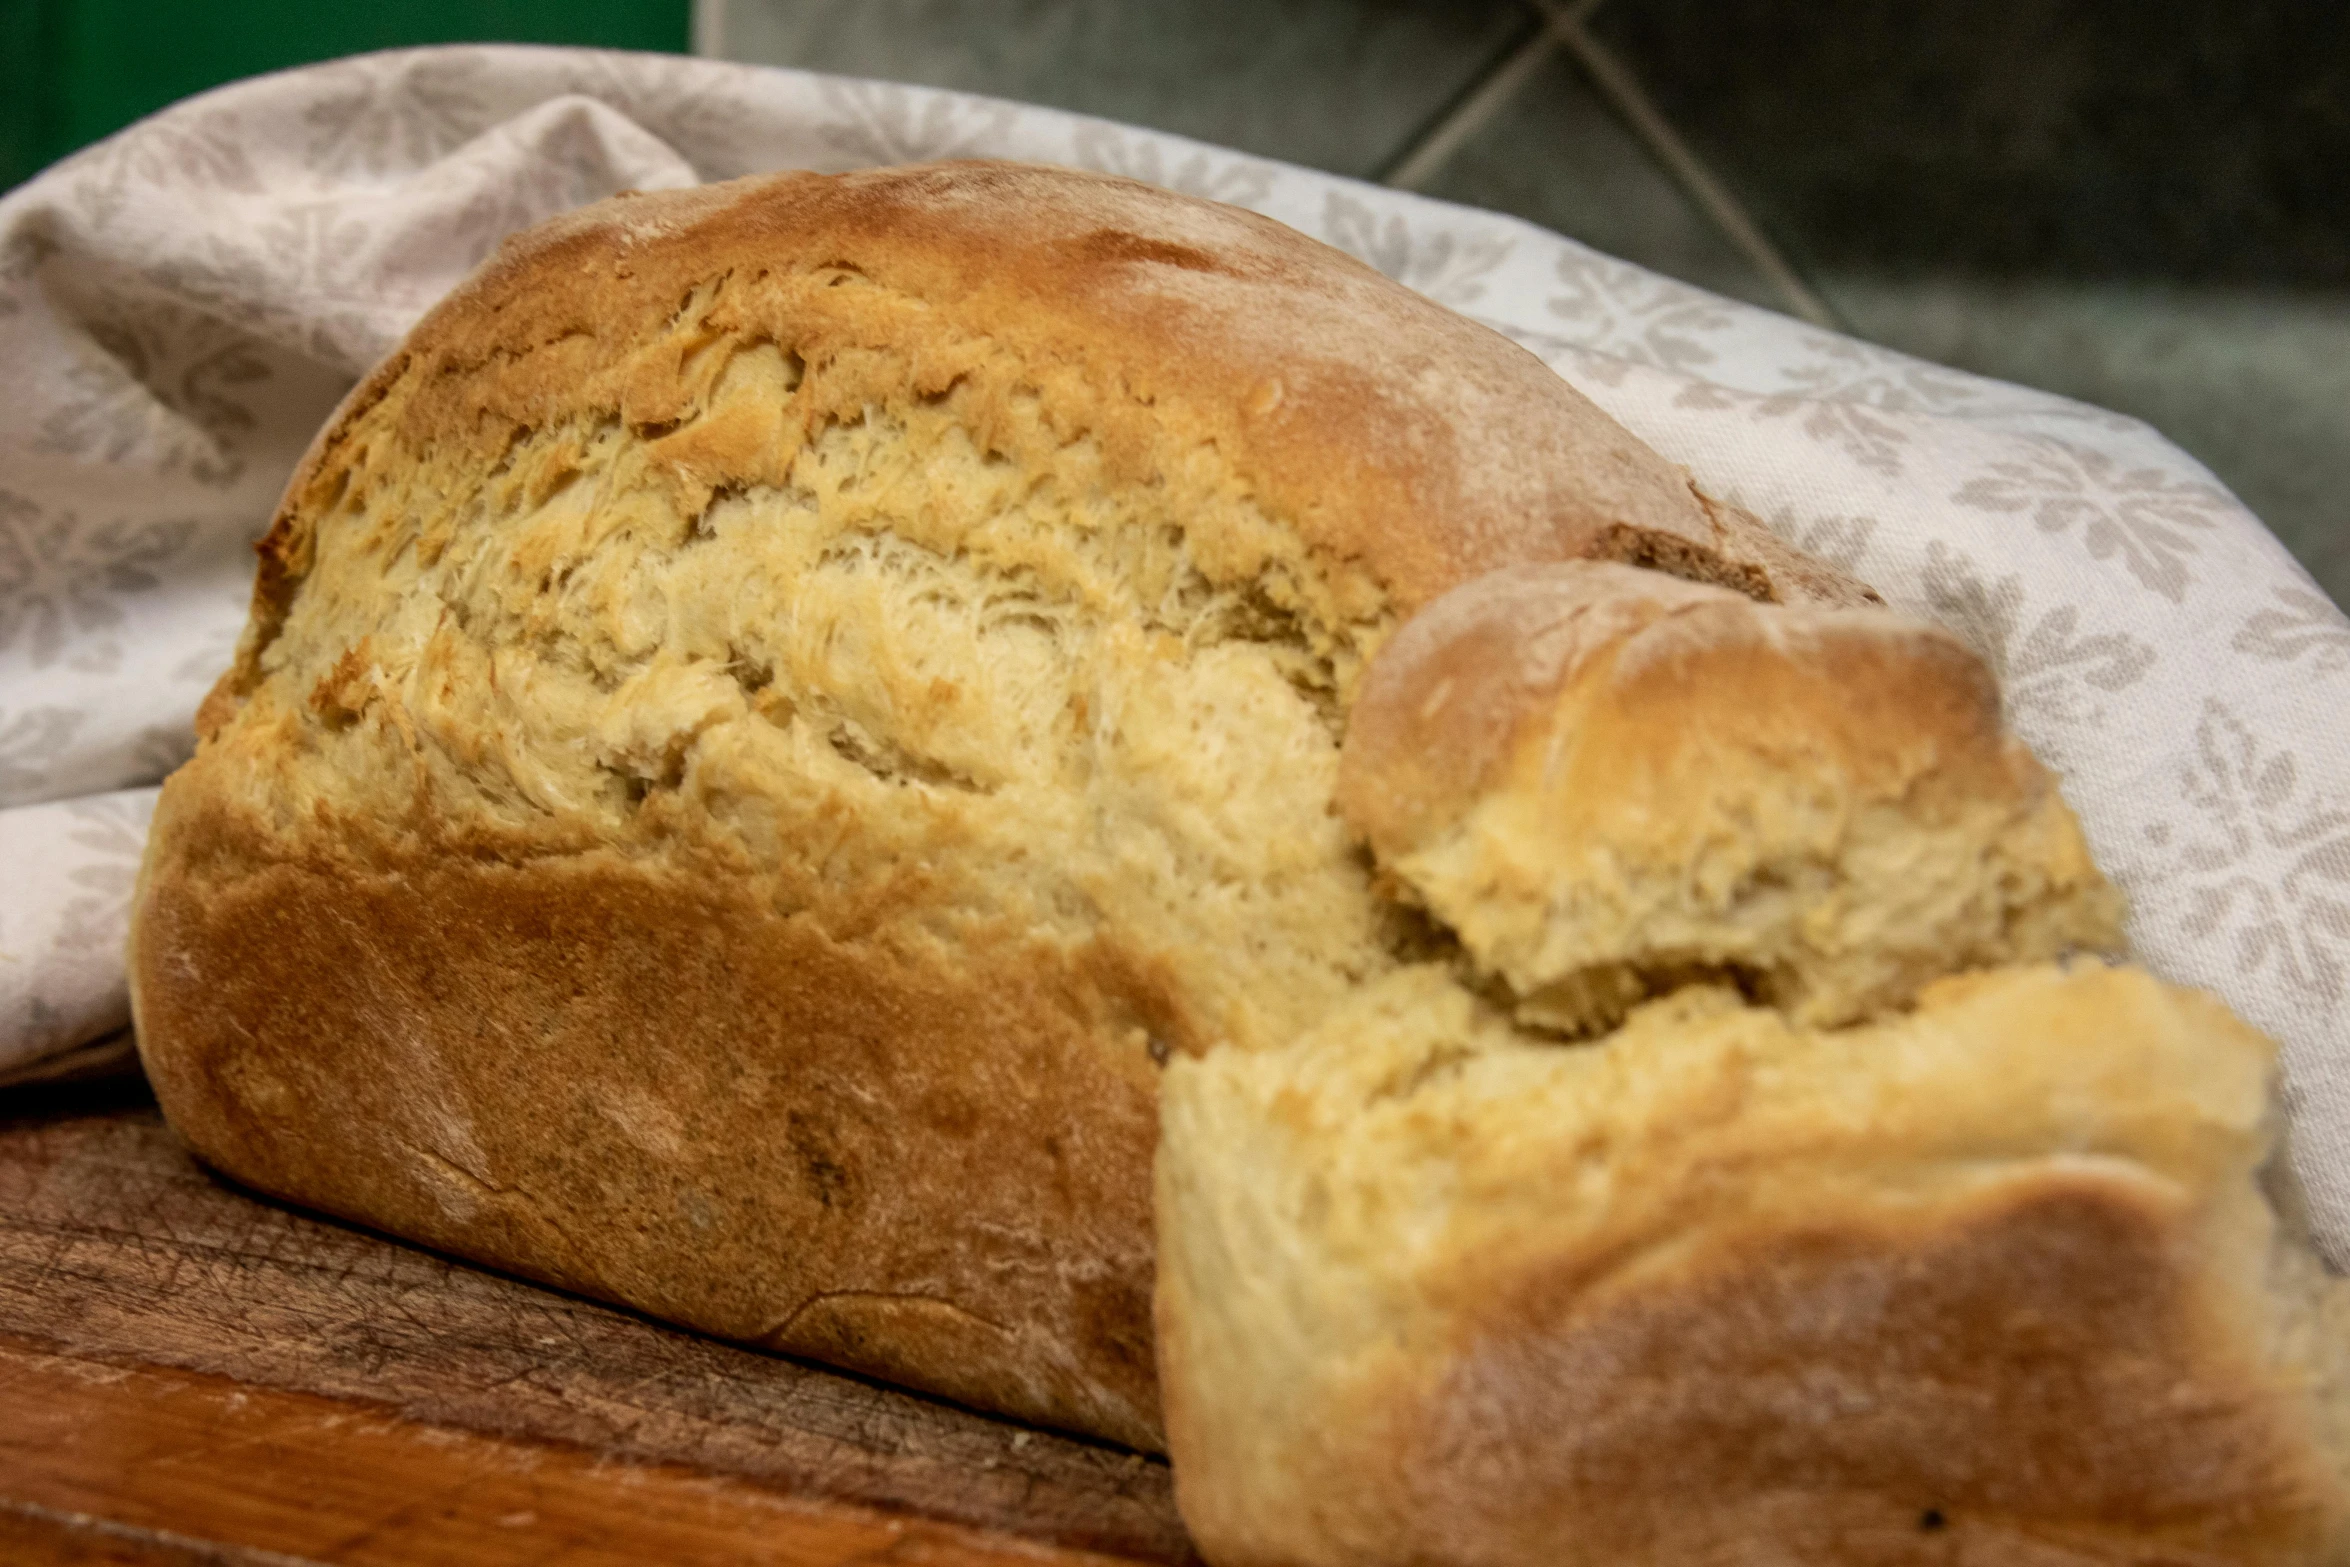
[0,1076,1194,1565]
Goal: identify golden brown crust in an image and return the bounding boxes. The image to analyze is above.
[1362,1177,2340,1566]
[133,787,1164,1449]
[1335,562,1992,856]
[1176,1182,2342,1566]
[1335,564,1743,851]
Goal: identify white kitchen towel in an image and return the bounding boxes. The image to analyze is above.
[3,45,2347,1249]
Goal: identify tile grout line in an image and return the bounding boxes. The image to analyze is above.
[1381,17,1567,192]
[691,0,729,58]
[1532,0,1840,328]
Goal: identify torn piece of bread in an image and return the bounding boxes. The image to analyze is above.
[1337,561,2124,1032]
[1156,963,2350,1567]
[1164,549,2347,1562]
[128,162,1861,1451]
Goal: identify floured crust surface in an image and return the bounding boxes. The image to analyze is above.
[1156,965,2350,1566]
[134,162,1876,1448]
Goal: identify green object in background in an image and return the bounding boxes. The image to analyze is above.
[1,0,691,191]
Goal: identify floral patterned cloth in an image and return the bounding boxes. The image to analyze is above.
[4,46,2346,1250]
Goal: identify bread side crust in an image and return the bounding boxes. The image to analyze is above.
[134,781,1166,1447]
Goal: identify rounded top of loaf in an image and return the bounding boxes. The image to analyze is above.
[1335,561,2007,852]
[257,160,1779,631]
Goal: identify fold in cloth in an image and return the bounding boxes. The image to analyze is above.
[3,44,2346,1254]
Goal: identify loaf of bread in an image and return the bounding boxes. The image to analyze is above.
[128,162,1862,1450]
[132,160,2341,1557]
[1157,561,2350,1563]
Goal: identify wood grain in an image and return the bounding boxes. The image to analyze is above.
[0,1078,1193,1564]
[0,1339,1145,1565]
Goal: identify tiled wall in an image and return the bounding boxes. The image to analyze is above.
[709,0,2349,608]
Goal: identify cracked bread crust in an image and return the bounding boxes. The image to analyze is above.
[222,159,1852,706]
[131,162,1868,1449]
[1336,561,2124,1030]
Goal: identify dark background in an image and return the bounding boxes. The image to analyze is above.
[6,0,2343,605]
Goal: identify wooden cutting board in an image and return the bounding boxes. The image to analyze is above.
[0,1074,1196,1565]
